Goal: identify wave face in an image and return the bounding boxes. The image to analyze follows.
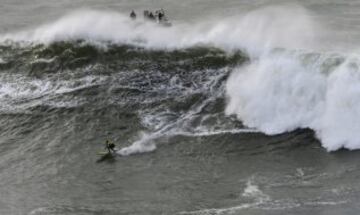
[0,40,248,154]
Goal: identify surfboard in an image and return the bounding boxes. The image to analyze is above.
[97,150,118,156]
[97,151,111,155]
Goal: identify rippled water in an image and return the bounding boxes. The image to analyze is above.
[2,1,360,215]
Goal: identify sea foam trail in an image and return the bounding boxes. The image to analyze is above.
[0,4,320,54]
[117,128,257,156]
[226,50,360,151]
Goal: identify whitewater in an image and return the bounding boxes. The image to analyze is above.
[3,2,360,215]
[1,4,356,151]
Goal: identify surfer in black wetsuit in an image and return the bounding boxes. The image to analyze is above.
[158,11,164,21]
[130,10,136,20]
[148,12,156,21]
[105,140,116,153]
[157,9,165,22]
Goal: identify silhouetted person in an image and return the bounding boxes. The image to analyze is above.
[130,10,136,20]
[148,12,155,21]
[105,140,116,153]
[158,11,164,21]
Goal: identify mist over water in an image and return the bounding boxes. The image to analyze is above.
[2,1,360,215]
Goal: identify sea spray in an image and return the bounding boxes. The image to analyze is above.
[225,51,326,134]
[317,56,360,150]
[0,4,321,52]
[225,50,360,151]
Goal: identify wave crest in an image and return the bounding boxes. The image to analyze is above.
[0,5,320,53]
[226,50,360,151]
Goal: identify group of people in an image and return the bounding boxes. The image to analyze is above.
[130,9,167,22]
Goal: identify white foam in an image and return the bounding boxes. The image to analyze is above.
[0,4,322,54]
[116,67,249,156]
[117,132,157,156]
[3,5,358,152]
[0,73,105,112]
[226,50,360,151]
[316,57,360,150]
[242,180,269,202]
[175,128,258,137]
[225,51,326,134]
[117,128,257,156]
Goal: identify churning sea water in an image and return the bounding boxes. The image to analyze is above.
[1,1,360,214]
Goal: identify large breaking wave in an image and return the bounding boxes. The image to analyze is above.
[226,50,360,151]
[1,4,359,152]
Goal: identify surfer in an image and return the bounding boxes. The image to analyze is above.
[105,140,116,153]
[143,9,171,26]
[143,10,149,19]
[157,9,165,21]
[130,10,136,20]
[148,12,156,21]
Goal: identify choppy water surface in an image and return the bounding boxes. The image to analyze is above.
[2,1,360,214]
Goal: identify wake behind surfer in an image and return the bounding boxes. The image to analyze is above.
[105,140,116,153]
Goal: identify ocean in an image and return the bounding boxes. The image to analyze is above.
[1,0,360,214]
